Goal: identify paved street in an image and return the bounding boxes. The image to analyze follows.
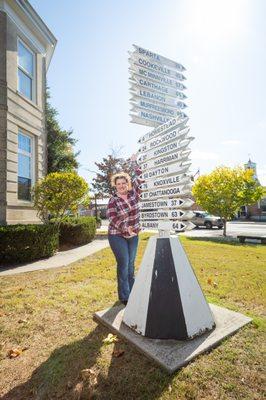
[100,219,266,238]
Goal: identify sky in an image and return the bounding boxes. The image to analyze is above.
[31,0,266,186]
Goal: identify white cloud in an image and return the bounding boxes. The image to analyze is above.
[192,150,220,161]
[221,140,241,145]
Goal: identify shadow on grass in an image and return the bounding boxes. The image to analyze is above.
[3,302,172,400]
[185,236,262,247]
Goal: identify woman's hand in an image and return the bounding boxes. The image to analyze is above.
[128,226,136,236]
[130,153,138,162]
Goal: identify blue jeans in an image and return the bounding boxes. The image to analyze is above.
[108,234,139,301]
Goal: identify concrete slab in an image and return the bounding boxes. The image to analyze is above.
[94,303,252,374]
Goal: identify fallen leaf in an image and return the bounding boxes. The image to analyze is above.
[7,348,22,358]
[103,333,118,345]
[113,349,125,358]
[207,277,212,285]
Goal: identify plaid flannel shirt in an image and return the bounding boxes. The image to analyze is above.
[107,162,142,238]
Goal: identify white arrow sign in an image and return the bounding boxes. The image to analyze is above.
[130,90,187,108]
[131,111,172,127]
[141,150,191,170]
[140,209,194,220]
[138,137,194,163]
[131,99,187,116]
[139,126,190,153]
[129,64,186,87]
[141,220,195,231]
[141,174,191,191]
[130,76,186,98]
[140,183,193,200]
[131,102,177,118]
[141,162,191,181]
[138,116,188,144]
[132,45,186,72]
[140,197,194,210]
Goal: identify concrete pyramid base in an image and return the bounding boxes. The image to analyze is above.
[94,303,251,374]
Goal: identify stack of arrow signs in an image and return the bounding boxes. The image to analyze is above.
[129,45,188,128]
[138,114,195,232]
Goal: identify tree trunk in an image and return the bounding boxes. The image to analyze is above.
[223,219,227,236]
[94,196,98,219]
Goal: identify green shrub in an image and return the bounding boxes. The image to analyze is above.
[0,224,59,264]
[59,216,96,246]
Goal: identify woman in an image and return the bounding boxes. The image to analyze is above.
[107,154,142,306]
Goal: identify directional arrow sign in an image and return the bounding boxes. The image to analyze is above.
[140,209,194,220]
[140,197,195,210]
[132,45,186,72]
[140,150,191,170]
[141,162,191,181]
[131,102,177,118]
[141,174,191,191]
[131,111,172,127]
[130,75,186,98]
[138,137,194,163]
[140,183,193,200]
[141,220,195,231]
[138,126,190,153]
[138,116,188,144]
[130,90,187,108]
[129,64,186,87]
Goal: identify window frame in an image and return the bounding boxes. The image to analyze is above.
[17,130,35,202]
[17,38,36,103]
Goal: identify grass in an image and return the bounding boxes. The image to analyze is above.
[0,233,265,399]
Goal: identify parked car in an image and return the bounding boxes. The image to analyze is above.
[192,211,223,229]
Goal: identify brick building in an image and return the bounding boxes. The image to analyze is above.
[0,0,56,225]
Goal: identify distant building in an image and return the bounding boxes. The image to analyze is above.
[238,159,266,221]
[0,0,57,225]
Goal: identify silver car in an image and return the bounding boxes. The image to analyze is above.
[192,211,223,229]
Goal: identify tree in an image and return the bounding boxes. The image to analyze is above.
[46,88,79,173]
[33,172,89,225]
[92,152,132,196]
[192,166,263,236]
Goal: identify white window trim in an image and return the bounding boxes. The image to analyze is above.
[17,37,36,104]
[18,130,35,202]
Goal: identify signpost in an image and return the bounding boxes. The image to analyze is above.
[129,45,188,128]
[94,45,251,371]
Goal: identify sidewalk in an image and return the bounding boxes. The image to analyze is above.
[0,237,109,277]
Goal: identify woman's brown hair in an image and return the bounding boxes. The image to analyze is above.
[111,172,132,190]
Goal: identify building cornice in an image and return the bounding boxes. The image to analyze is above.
[0,0,57,70]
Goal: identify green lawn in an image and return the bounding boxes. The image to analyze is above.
[0,234,265,400]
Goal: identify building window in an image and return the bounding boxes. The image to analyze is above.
[18,131,34,201]
[260,198,266,213]
[17,39,35,101]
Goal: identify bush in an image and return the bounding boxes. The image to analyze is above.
[0,224,59,264]
[59,216,96,246]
